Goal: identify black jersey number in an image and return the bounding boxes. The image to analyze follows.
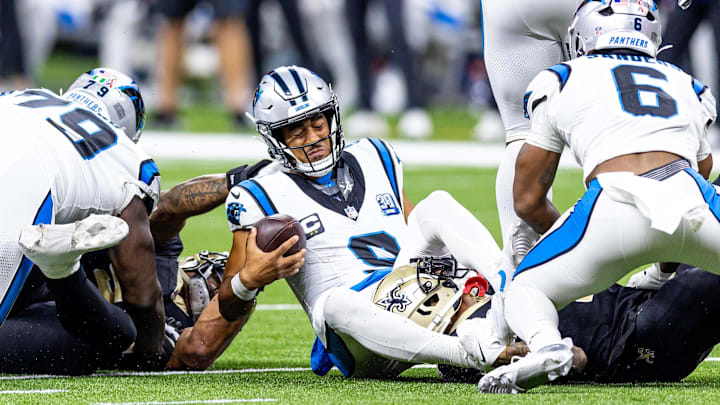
[348,231,400,267]
[18,90,117,159]
[612,65,677,118]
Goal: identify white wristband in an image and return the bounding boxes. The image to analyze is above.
[231,273,258,301]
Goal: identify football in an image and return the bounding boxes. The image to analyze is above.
[253,213,307,256]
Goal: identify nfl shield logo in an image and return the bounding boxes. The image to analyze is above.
[344,205,359,219]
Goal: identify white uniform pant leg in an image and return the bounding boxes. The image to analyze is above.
[0,152,54,322]
[505,173,720,351]
[318,287,478,377]
[395,190,505,292]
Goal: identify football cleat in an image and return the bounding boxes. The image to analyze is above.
[176,250,227,321]
[477,338,574,394]
[19,214,129,279]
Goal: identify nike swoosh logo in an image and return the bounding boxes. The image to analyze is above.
[230,190,241,199]
[479,346,486,363]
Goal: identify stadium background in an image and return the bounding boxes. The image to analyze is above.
[1,0,720,403]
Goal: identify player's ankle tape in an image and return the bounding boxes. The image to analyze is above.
[231,274,258,301]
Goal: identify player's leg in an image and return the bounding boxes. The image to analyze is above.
[314,287,504,377]
[18,216,136,348]
[0,301,127,374]
[602,267,720,382]
[395,190,505,291]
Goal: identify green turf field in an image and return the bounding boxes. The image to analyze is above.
[2,160,719,404]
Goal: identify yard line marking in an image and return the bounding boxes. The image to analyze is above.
[0,368,311,380]
[0,389,67,394]
[3,358,720,381]
[256,304,302,311]
[93,399,276,404]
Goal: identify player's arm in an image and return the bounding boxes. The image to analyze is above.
[402,189,414,222]
[513,70,565,234]
[110,196,166,364]
[699,154,713,179]
[167,295,250,370]
[218,228,305,321]
[513,144,561,234]
[150,174,228,244]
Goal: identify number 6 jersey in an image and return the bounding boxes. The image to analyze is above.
[225,138,408,317]
[523,53,717,184]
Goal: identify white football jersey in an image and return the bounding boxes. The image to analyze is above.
[225,138,408,322]
[0,88,160,223]
[524,54,716,183]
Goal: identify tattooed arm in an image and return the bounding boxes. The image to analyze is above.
[150,174,228,244]
[512,143,561,235]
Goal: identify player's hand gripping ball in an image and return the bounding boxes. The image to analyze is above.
[253,214,306,256]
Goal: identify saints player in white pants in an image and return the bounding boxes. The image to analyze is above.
[0,68,168,372]
[479,0,719,393]
[217,66,522,378]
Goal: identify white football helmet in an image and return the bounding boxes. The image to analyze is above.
[251,66,344,178]
[568,0,662,59]
[65,67,146,143]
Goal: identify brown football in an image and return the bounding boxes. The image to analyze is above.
[253,213,307,256]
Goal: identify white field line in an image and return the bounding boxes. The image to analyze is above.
[93,399,276,405]
[140,132,583,169]
[0,389,67,394]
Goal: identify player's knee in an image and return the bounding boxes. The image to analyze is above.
[323,288,362,328]
[417,190,454,213]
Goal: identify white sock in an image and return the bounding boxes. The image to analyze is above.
[504,282,562,352]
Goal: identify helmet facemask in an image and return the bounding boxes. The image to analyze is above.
[252,66,345,178]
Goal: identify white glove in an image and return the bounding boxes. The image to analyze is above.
[678,0,692,10]
[627,263,672,290]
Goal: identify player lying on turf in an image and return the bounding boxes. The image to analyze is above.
[479,0,719,393]
[216,65,521,378]
[0,68,168,373]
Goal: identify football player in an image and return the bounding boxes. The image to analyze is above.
[479,0,719,393]
[0,68,168,373]
[217,66,522,378]
[484,0,693,273]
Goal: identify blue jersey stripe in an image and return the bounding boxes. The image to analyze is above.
[684,168,720,222]
[547,63,572,91]
[368,138,400,203]
[515,180,603,278]
[139,159,159,185]
[0,191,54,323]
[692,78,707,100]
[239,179,278,216]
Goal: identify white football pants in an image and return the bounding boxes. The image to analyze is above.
[504,169,720,351]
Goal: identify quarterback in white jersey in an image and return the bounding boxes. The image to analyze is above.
[0,68,167,368]
[218,66,520,378]
[479,0,720,393]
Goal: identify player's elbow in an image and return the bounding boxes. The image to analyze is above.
[180,345,217,370]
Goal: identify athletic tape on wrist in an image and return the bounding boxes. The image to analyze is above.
[231,273,258,301]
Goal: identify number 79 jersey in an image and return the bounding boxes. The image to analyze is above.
[524,54,717,184]
[225,138,408,314]
[0,89,160,223]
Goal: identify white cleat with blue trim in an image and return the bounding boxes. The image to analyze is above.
[477,338,574,394]
[18,214,129,279]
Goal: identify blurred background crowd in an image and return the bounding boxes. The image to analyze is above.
[0,0,717,140]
